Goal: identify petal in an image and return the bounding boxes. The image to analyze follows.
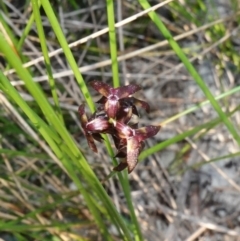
[132,105,139,116]
[86,133,98,153]
[120,97,150,115]
[115,149,127,158]
[135,125,161,142]
[96,96,107,104]
[113,160,128,172]
[113,121,134,139]
[78,104,88,128]
[113,84,141,99]
[115,139,127,158]
[92,133,103,142]
[78,104,85,116]
[116,106,132,124]
[126,137,141,173]
[86,118,110,133]
[131,97,150,113]
[112,135,127,149]
[115,141,127,158]
[90,80,111,97]
[139,141,145,152]
[105,99,119,119]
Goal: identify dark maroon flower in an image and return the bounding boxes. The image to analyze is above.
[116,105,133,124]
[78,105,99,152]
[97,95,149,118]
[112,120,160,173]
[113,141,146,172]
[112,134,127,151]
[119,97,150,116]
[78,81,161,173]
[78,104,113,152]
[90,80,141,119]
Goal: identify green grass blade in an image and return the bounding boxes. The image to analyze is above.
[17,1,41,51]
[31,0,63,124]
[121,172,144,241]
[106,0,120,87]
[138,0,240,146]
[40,0,95,112]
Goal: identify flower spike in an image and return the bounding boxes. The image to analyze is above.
[79,81,161,173]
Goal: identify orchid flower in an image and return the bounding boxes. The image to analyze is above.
[90,80,141,119]
[78,104,112,152]
[112,120,160,173]
[119,97,150,116]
